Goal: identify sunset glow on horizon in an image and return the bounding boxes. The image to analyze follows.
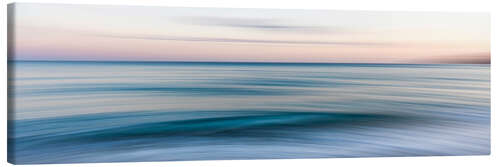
[8,3,490,64]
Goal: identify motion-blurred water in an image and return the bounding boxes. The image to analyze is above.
[8,61,490,164]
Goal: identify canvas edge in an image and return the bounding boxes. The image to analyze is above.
[7,2,17,165]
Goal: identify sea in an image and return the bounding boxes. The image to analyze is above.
[7,61,490,164]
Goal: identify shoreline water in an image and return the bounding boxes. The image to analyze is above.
[8,62,490,164]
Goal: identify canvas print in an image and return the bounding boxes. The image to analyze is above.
[7,3,490,164]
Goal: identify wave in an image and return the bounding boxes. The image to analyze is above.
[10,109,489,164]
[13,110,413,143]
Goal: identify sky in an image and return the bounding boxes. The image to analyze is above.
[8,3,490,63]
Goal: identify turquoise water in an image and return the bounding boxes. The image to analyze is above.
[8,61,490,164]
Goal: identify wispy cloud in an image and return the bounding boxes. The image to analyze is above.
[95,34,391,46]
[176,16,335,33]
[17,25,389,46]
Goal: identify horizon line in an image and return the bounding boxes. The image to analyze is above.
[8,59,491,65]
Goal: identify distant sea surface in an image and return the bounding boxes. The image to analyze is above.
[8,61,490,164]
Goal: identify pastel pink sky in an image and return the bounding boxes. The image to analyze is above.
[9,3,490,63]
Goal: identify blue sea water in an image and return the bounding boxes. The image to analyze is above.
[7,61,490,164]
